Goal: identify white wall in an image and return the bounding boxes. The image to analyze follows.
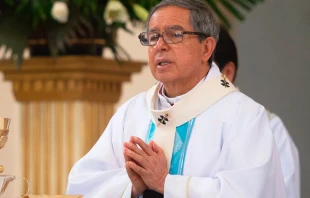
[233,0,310,197]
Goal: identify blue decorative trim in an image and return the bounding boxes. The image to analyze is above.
[176,118,195,175]
[146,118,196,175]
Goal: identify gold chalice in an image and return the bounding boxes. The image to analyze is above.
[0,117,10,173]
[0,117,30,197]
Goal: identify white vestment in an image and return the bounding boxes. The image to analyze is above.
[66,65,287,198]
[266,111,300,198]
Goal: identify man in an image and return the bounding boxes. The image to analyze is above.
[214,26,300,198]
[66,0,287,197]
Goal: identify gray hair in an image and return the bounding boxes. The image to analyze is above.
[146,0,220,42]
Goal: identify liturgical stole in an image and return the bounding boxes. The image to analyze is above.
[145,75,238,172]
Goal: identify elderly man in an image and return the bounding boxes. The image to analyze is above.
[214,26,300,198]
[66,0,287,197]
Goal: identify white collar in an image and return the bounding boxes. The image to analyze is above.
[157,62,221,109]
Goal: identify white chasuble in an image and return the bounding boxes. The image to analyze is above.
[66,64,287,198]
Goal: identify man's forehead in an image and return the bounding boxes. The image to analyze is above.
[148,25,184,32]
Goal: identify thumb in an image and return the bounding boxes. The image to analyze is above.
[151,141,162,154]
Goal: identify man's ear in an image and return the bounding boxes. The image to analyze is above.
[221,62,236,83]
[202,37,216,63]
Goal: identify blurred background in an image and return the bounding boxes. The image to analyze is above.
[0,0,309,197]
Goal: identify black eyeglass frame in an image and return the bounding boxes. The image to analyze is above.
[138,30,208,46]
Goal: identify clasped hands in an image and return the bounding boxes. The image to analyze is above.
[123,136,168,197]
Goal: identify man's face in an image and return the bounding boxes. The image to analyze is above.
[147,6,210,84]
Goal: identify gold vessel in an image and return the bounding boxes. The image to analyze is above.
[0,117,10,173]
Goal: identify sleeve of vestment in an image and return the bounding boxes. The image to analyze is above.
[270,115,300,198]
[66,102,133,198]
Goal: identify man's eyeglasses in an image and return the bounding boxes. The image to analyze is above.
[138,29,208,46]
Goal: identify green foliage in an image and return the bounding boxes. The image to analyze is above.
[132,0,263,29]
[0,0,263,68]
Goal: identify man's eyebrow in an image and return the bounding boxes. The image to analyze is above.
[148,25,184,32]
[167,25,184,30]
[148,28,159,32]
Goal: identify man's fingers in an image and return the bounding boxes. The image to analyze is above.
[128,161,147,176]
[125,162,133,174]
[125,162,141,183]
[150,141,164,155]
[123,148,132,162]
[125,148,145,167]
[126,147,148,167]
[125,141,147,157]
[131,136,154,156]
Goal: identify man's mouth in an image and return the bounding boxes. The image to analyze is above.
[158,61,170,66]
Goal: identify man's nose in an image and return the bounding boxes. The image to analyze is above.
[154,36,168,51]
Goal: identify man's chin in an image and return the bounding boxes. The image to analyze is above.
[155,75,178,85]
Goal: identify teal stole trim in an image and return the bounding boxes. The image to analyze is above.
[146,119,196,175]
